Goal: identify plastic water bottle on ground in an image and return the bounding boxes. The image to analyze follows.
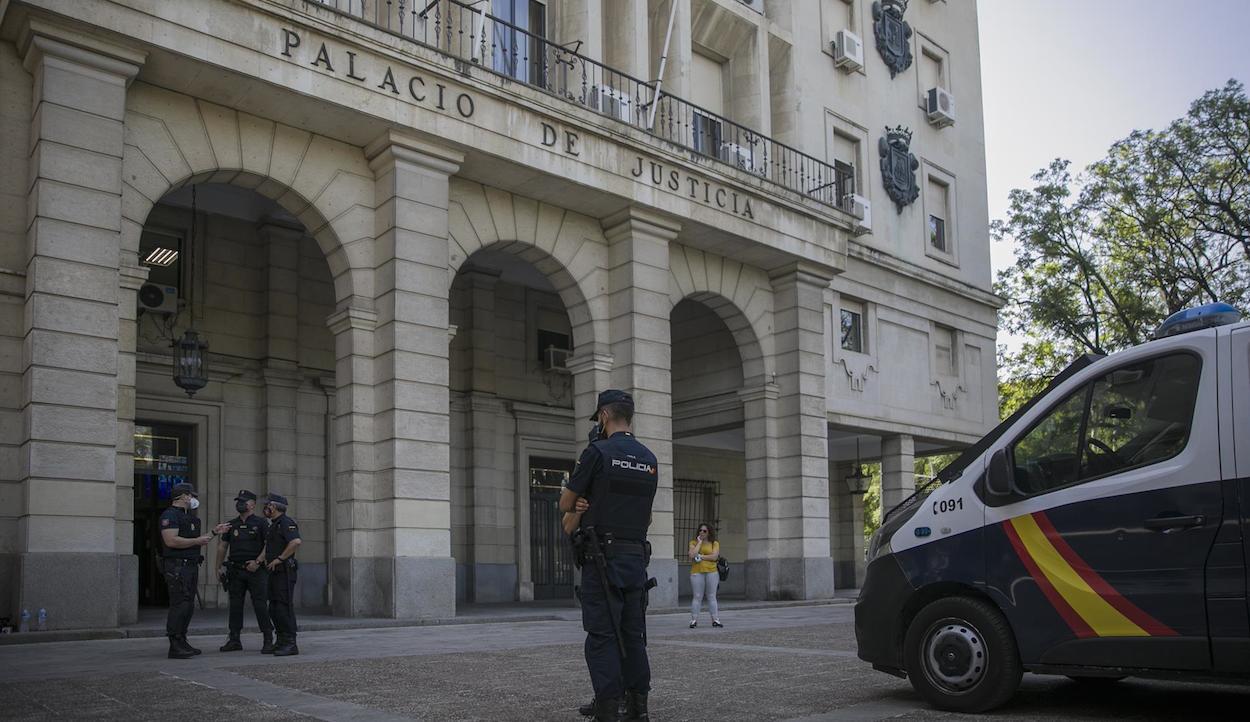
[37,608,47,631]
[19,609,30,633]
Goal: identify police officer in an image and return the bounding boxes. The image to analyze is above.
[214,489,275,653]
[560,390,658,722]
[262,493,302,656]
[159,483,218,659]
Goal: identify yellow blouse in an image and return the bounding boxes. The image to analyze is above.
[689,540,719,574]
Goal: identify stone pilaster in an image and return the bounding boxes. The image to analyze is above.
[363,130,463,619]
[739,380,779,596]
[601,207,678,608]
[327,304,377,617]
[747,263,835,600]
[829,460,866,591]
[881,434,915,512]
[16,22,143,630]
[115,262,147,624]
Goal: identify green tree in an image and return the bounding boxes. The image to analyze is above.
[995,81,1249,407]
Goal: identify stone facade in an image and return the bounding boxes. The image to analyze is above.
[0,0,997,629]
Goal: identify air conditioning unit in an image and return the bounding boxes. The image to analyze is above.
[590,84,633,124]
[138,283,178,314]
[926,87,956,128]
[543,345,571,374]
[720,142,764,175]
[832,30,864,72]
[843,194,872,235]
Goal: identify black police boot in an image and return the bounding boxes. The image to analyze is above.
[180,636,202,655]
[578,698,596,716]
[273,636,299,656]
[261,632,275,654]
[593,696,623,722]
[219,635,242,652]
[624,691,649,721]
[168,636,195,659]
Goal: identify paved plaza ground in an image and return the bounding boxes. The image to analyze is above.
[1,601,1247,720]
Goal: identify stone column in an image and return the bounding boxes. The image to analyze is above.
[364,130,463,619]
[601,208,678,608]
[17,25,143,630]
[557,0,604,63]
[751,263,835,600]
[880,434,915,512]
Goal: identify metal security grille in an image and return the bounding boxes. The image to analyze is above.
[529,457,575,599]
[673,478,720,559]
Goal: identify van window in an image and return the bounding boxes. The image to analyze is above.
[1009,353,1201,497]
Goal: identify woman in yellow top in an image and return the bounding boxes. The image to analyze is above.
[687,523,723,628]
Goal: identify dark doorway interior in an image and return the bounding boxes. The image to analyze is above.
[529,455,575,600]
[133,422,195,607]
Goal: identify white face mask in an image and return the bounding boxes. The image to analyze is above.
[188,497,200,510]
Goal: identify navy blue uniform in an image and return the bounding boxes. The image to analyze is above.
[265,514,301,642]
[159,506,201,638]
[222,514,272,637]
[568,431,658,702]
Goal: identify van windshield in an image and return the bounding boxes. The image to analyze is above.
[932,353,1101,485]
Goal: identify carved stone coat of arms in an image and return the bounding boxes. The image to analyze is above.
[879,126,919,212]
[872,0,914,78]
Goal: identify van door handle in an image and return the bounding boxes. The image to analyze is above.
[1144,514,1205,531]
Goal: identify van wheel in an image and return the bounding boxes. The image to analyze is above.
[903,597,1022,713]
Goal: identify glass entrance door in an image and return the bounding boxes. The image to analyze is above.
[529,456,574,600]
[133,422,195,607]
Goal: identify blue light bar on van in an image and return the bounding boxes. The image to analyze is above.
[1152,302,1242,339]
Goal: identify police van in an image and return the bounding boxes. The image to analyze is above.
[855,303,1249,712]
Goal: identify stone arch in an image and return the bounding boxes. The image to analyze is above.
[667,245,774,386]
[120,83,375,306]
[447,180,608,352]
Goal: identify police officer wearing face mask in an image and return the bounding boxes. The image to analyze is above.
[214,490,274,653]
[159,483,218,659]
[559,390,659,722]
[262,493,302,656]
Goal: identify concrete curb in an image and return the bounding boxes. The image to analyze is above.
[0,597,854,646]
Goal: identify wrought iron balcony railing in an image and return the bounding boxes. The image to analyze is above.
[309,0,851,211]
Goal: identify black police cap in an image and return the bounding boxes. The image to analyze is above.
[171,482,197,498]
[265,493,289,506]
[590,389,634,420]
[234,489,257,502]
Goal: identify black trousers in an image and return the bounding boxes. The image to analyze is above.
[162,558,199,638]
[268,565,298,640]
[579,550,650,700]
[226,565,273,636]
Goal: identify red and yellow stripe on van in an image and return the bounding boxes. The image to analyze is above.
[1002,511,1176,638]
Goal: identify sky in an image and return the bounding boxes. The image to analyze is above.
[977,0,1250,281]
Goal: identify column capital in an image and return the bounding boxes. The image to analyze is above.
[119,263,149,291]
[326,305,378,335]
[600,206,682,243]
[767,260,838,288]
[566,351,615,376]
[256,217,305,242]
[737,382,780,404]
[19,16,145,82]
[365,130,463,176]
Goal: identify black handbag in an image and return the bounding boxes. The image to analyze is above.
[716,556,729,581]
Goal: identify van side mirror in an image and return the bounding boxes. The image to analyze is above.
[986,449,1013,498]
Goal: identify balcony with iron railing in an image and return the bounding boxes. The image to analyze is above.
[306,0,856,215]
